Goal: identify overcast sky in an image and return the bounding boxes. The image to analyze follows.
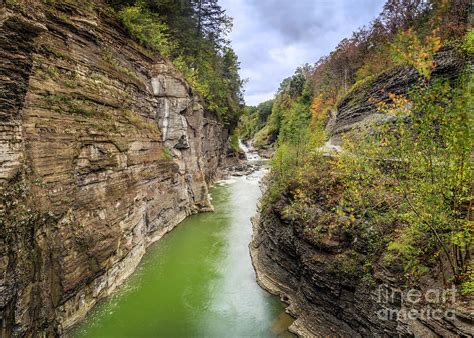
[219,0,386,106]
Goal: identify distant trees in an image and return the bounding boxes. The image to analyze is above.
[256,100,273,126]
[308,0,470,104]
[279,67,307,99]
[379,0,427,34]
[239,100,274,141]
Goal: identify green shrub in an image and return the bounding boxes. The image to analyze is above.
[229,132,240,153]
[118,6,175,57]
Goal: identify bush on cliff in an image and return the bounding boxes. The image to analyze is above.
[261,3,472,291]
[109,0,244,129]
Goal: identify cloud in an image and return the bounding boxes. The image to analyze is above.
[220,0,386,105]
[251,1,334,43]
[245,92,276,106]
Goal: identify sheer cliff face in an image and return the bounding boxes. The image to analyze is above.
[252,202,473,337]
[0,2,228,335]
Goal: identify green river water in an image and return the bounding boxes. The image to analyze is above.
[73,169,294,337]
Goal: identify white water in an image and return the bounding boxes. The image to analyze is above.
[239,140,261,162]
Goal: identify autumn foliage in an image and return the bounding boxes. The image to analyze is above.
[392,29,442,79]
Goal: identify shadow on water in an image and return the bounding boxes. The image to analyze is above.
[71,169,295,338]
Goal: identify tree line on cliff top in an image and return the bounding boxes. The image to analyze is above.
[241,0,471,146]
[245,0,472,293]
[108,0,244,129]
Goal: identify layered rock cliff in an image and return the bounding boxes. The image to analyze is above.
[251,203,473,337]
[0,1,229,335]
[250,49,473,337]
[327,47,465,145]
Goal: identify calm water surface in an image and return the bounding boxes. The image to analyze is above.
[73,169,294,337]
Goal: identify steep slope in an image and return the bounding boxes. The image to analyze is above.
[0,1,229,335]
[328,47,465,143]
[250,51,473,337]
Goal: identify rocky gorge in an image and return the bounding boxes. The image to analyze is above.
[249,48,473,337]
[0,1,233,335]
[1,0,472,337]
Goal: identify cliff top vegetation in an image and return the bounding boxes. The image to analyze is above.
[250,0,473,294]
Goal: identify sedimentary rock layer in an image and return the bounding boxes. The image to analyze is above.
[251,49,472,337]
[251,204,473,337]
[0,1,228,335]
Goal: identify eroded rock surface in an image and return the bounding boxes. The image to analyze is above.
[251,48,472,337]
[0,1,228,335]
[327,47,465,145]
[251,202,473,337]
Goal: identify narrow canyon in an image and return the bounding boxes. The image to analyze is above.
[1,0,472,337]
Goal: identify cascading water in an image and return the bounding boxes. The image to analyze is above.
[239,139,261,162]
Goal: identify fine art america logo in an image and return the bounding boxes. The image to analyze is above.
[375,285,457,321]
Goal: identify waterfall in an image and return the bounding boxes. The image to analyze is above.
[239,140,261,162]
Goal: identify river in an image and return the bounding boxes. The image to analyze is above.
[72,165,294,337]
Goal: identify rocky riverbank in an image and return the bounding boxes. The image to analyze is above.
[0,1,233,335]
[250,212,316,337]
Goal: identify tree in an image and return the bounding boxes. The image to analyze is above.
[379,0,427,34]
[256,100,273,126]
[192,0,232,51]
[111,0,244,128]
